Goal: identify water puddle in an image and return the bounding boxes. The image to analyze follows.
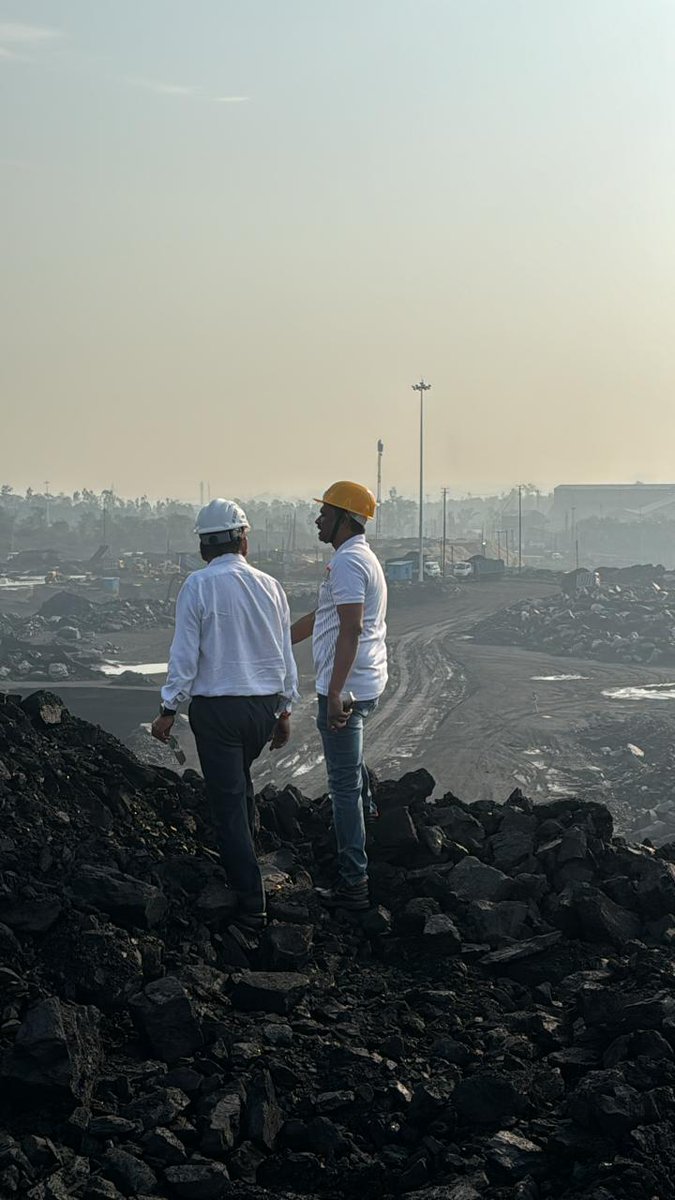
[99,662,167,677]
[531,674,589,682]
[603,683,675,702]
[292,753,325,777]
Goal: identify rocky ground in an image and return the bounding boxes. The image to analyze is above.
[3,693,675,1198]
[472,576,675,666]
[0,593,174,684]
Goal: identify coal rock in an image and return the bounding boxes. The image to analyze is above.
[129,978,203,1062]
[163,1161,230,1197]
[454,1071,526,1124]
[100,1147,158,1195]
[2,692,675,1200]
[230,971,309,1015]
[70,865,168,930]
[244,1068,282,1150]
[1,996,101,1107]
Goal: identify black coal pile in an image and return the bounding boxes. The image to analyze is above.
[4,694,675,1198]
[473,576,675,665]
[39,591,175,634]
[0,596,174,683]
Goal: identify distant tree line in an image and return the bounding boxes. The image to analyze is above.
[0,483,555,560]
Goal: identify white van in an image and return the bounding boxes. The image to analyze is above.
[423,560,441,579]
[453,561,473,579]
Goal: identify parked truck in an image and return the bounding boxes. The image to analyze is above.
[401,551,442,579]
[454,554,505,581]
[385,556,441,583]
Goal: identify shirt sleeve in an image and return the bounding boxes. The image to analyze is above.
[161,578,201,709]
[277,585,300,711]
[330,555,368,606]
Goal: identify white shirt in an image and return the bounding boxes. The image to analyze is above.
[161,555,299,710]
[312,534,388,700]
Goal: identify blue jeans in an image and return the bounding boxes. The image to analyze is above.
[316,694,379,886]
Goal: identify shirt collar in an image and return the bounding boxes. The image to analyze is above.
[206,554,247,571]
[334,534,366,556]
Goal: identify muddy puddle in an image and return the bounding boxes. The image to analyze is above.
[603,682,675,701]
[100,661,167,677]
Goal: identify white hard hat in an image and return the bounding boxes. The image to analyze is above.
[195,499,249,538]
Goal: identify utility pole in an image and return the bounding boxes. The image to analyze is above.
[518,485,523,574]
[497,529,501,562]
[412,379,431,583]
[441,487,448,577]
[199,481,204,507]
[571,506,576,565]
[44,480,51,528]
[375,439,384,540]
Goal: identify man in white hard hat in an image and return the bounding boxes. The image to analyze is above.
[292,481,387,912]
[152,499,298,931]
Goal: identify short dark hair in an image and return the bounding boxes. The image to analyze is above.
[200,536,244,563]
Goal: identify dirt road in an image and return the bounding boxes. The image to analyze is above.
[256,580,675,804]
[9,579,675,811]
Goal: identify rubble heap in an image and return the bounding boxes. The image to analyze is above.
[576,712,675,847]
[0,595,174,682]
[38,592,175,634]
[3,694,675,1198]
[472,577,675,665]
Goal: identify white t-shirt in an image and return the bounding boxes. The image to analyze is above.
[312,534,388,700]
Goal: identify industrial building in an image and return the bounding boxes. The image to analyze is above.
[551,483,675,527]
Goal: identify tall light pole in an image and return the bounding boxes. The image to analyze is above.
[375,439,384,541]
[518,484,523,574]
[441,486,448,578]
[412,379,431,583]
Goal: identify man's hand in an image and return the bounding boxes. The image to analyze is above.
[151,714,175,743]
[270,714,291,751]
[327,691,352,732]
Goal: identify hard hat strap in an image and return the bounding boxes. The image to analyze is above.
[200,527,245,546]
[329,509,347,544]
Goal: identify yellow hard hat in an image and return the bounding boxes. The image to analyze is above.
[314,481,377,520]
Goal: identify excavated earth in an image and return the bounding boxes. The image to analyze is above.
[472,577,675,666]
[0,594,174,684]
[3,694,675,1199]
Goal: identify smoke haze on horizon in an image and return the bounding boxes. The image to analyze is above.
[3,0,675,502]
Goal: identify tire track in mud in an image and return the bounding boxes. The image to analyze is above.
[365,623,467,776]
[254,619,468,793]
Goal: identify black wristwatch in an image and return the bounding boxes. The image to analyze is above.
[160,705,176,718]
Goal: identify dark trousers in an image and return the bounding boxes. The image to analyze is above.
[189,694,278,914]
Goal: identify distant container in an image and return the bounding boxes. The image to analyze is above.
[101,577,120,596]
[467,555,505,580]
[385,560,414,584]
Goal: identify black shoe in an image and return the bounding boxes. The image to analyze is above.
[230,911,267,933]
[316,878,370,912]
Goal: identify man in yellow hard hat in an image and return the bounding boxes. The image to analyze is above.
[292,481,387,912]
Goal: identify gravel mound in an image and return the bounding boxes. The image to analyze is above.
[473,575,675,665]
[0,596,174,682]
[2,692,675,1198]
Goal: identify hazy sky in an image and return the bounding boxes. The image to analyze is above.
[3,1,675,501]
